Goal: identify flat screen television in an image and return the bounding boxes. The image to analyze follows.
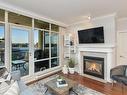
[78,27,104,44]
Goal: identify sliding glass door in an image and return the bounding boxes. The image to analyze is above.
[0,8,60,79]
[11,26,30,77]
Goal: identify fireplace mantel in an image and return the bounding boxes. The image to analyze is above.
[77,44,116,82]
[77,44,115,53]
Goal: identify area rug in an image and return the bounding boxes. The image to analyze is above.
[29,75,105,95]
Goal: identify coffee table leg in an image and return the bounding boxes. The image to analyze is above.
[69,88,78,95]
[45,88,48,93]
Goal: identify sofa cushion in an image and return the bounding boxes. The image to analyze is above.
[0,81,11,94]
[3,81,20,95]
[0,79,14,94]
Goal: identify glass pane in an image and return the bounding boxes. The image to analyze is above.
[51,58,59,67]
[0,24,5,66]
[8,12,32,27]
[0,9,5,22]
[34,30,49,60]
[11,27,29,77]
[34,60,49,72]
[34,30,43,60]
[51,33,59,57]
[51,24,59,32]
[34,19,49,30]
[44,31,49,58]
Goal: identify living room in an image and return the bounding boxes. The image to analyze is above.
[0,0,127,95]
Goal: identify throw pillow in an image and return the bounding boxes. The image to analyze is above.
[0,79,14,94]
[3,81,20,95]
[0,67,8,78]
[0,81,11,94]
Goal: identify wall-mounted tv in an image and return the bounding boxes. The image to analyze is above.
[78,27,104,44]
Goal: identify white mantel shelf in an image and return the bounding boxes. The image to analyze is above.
[77,44,115,53]
[77,44,115,48]
[77,44,115,83]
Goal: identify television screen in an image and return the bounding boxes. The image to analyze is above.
[78,27,104,44]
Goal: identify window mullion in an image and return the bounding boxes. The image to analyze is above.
[5,11,10,71]
[49,24,51,68]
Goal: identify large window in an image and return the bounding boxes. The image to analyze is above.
[34,20,60,72]
[0,24,5,66]
[0,8,60,78]
[11,27,30,77]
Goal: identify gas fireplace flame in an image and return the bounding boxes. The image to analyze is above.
[88,63,100,73]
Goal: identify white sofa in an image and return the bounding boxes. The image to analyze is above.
[11,70,34,95]
[0,69,34,95]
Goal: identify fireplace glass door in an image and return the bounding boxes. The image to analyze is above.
[84,56,104,79]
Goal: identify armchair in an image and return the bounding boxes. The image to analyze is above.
[110,65,127,85]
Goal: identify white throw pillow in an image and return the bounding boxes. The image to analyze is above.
[4,81,20,95]
[6,73,12,81]
[0,81,11,94]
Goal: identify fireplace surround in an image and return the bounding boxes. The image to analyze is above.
[77,45,115,82]
[83,56,104,79]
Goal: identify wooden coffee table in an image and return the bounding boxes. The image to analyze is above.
[45,76,78,95]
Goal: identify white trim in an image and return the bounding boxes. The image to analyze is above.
[5,11,10,70]
[34,27,49,32]
[49,24,51,68]
[51,57,59,59]
[118,30,127,33]
[22,66,62,83]
[34,58,50,62]
[10,24,32,31]
[117,17,127,22]
[0,1,67,27]
[67,13,117,27]
[30,18,35,76]
[92,13,116,21]
[9,23,32,29]
[0,21,5,24]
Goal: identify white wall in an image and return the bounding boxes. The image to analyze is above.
[66,14,116,73]
[67,14,116,46]
[116,18,127,66]
[117,18,127,31]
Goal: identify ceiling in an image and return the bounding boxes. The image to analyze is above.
[0,0,127,25]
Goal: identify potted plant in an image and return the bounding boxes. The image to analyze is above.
[68,58,75,74]
[57,75,62,81]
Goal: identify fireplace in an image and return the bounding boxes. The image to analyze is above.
[83,56,104,79]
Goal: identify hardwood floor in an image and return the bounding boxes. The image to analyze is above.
[59,72,127,95]
[27,71,127,95]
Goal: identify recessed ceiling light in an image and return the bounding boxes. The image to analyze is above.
[88,16,91,20]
